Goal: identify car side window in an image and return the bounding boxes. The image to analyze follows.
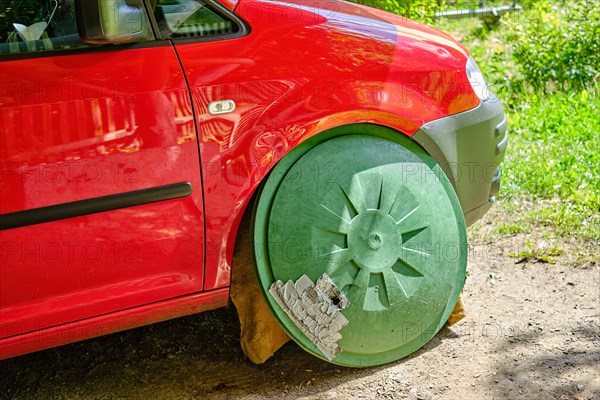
[0,0,92,55]
[151,0,240,39]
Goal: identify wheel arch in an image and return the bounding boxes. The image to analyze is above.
[223,120,435,291]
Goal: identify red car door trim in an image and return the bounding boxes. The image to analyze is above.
[0,288,229,360]
[0,182,192,230]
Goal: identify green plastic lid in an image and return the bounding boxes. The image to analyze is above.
[254,129,466,367]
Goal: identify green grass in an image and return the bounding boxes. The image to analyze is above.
[503,89,600,202]
[431,2,600,243]
[500,89,600,240]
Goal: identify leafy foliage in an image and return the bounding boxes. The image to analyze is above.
[0,0,43,42]
[351,0,441,23]
[506,1,600,92]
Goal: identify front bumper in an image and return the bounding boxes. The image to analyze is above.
[412,98,508,226]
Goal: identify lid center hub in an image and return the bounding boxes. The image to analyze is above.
[368,233,382,250]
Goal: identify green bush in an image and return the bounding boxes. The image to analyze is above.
[351,0,442,23]
[506,1,599,92]
[0,1,41,43]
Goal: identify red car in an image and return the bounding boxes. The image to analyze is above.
[0,0,507,366]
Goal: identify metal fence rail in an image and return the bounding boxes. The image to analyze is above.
[434,1,522,20]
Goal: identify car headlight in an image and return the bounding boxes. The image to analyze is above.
[466,57,491,102]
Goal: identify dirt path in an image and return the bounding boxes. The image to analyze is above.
[1,212,598,399]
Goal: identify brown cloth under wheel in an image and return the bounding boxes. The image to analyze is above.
[231,215,466,363]
[230,216,290,364]
[446,296,466,326]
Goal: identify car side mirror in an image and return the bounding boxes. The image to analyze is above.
[74,0,154,44]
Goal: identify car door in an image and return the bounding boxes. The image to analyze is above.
[0,1,205,340]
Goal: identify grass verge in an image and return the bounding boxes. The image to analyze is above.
[434,1,599,244]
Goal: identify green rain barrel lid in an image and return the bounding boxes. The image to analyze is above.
[254,131,467,367]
